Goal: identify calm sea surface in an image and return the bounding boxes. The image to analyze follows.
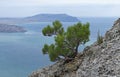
[0,17,117,77]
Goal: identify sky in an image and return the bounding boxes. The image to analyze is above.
[0,0,120,17]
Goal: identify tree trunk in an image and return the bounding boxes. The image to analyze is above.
[71,42,79,58]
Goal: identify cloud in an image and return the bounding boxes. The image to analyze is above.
[0,0,120,17]
[1,0,120,6]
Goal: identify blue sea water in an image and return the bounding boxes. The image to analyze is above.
[0,17,117,77]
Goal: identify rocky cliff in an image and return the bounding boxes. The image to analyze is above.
[29,18,120,77]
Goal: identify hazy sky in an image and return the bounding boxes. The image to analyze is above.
[0,0,120,17]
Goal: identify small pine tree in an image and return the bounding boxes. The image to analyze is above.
[42,20,90,62]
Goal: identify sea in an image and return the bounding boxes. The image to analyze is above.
[0,17,117,77]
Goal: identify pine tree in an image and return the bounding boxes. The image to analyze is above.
[42,20,90,62]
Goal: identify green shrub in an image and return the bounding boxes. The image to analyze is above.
[97,31,103,45]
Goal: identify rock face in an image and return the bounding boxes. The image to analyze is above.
[0,24,26,33]
[29,18,120,77]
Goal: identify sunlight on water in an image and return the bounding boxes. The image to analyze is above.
[24,31,39,35]
[0,34,25,43]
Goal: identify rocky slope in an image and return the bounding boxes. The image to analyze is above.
[0,24,26,32]
[29,18,120,77]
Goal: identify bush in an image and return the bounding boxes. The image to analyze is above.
[97,31,103,45]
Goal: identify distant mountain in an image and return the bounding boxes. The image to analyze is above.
[25,14,79,22]
[0,14,79,24]
[0,24,26,33]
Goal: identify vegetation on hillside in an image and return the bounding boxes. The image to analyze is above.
[97,31,103,45]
